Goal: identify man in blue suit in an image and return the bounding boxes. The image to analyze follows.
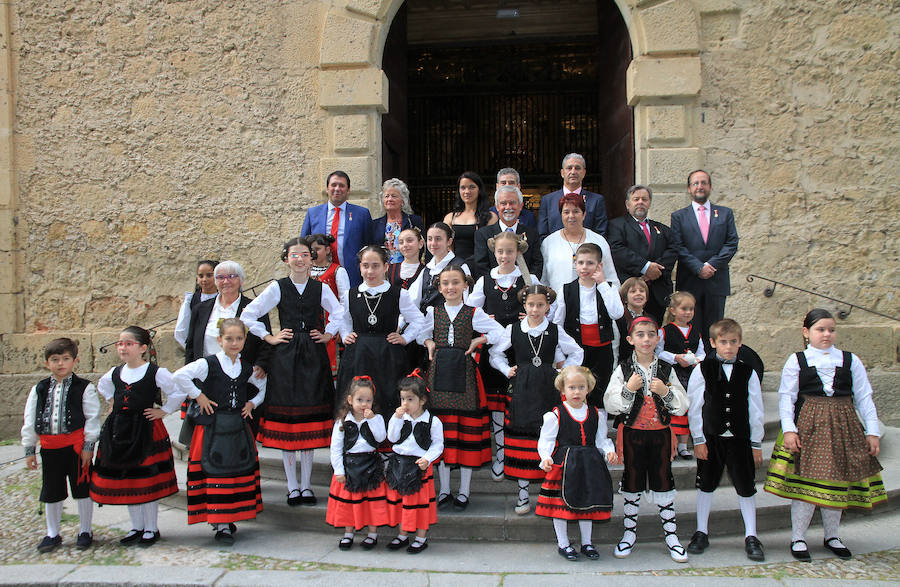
[300,170,373,287]
[670,169,739,341]
[537,153,608,239]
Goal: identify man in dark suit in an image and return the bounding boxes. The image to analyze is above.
[537,153,608,239]
[473,185,542,279]
[670,170,739,341]
[607,185,676,323]
[489,168,537,229]
[300,170,373,287]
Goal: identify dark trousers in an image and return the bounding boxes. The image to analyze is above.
[691,289,726,342]
[695,436,757,497]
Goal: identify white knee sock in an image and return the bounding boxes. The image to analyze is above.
[821,507,842,540]
[739,495,757,537]
[658,502,681,548]
[695,490,713,534]
[438,462,451,497]
[458,467,472,498]
[45,501,63,537]
[127,504,145,531]
[517,480,529,502]
[553,518,570,548]
[491,411,504,465]
[76,498,93,534]
[791,500,816,544]
[298,450,314,492]
[282,450,298,493]
[143,501,159,533]
[578,520,593,546]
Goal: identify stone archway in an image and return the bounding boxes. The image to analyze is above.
[317,0,715,213]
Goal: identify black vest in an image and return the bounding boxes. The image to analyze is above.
[34,375,90,435]
[277,277,325,332]
[396,413,434,450]
[562,280,613,345]
[620,355,673,427]
[111,364,160,413]
[418,257,466,311]
[483,275,526,326]
[794,350,853,423]
[698,357,752,440]
[348,284,402,334]
[662,323,701,355]
[202,355,254,413]
[552,404,599,463]
[342,419,379,452]
[511,322,558,367]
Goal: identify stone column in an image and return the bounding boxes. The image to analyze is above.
[0,3,22,334]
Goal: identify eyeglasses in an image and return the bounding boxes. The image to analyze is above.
[215,274,240,281]
[288,253,311,259]
[114,340,140,348]
[690,180,710,187]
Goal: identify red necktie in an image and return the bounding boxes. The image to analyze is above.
[640,220,651,247]
[330,206,341,263]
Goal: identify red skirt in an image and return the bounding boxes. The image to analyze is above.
[386,464,437,533]
[435,411,491,468]
[90,419,178,505]
[503,423,543,481]
[535,463,611,521]
[670,415,690,436]
[256,404,332,450]
[326,475,391,529]
[186,425,262,525]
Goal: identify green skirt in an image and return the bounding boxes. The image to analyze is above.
[764,431,887,509]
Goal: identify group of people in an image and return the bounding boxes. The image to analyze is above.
[21,161,885,565]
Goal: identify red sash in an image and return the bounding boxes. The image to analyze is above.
[580,323,610,347]
[40,428,90,483]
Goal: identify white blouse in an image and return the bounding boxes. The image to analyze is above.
[387,410,444,464]
[240,277,345,340]
[540,229,620,297]
[97,362,184,415]
[329,413,388,476]
[173,351,267,408]
[537,403,615,461]
[407,251,471,309]
[339,280,425,344]
[174,291,216,349]
[603,360,689,417]
[489,317,584,375]
[777,345,880,436]
[656,325,707,365]
[416,302,505,347]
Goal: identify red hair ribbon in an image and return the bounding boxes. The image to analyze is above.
[628,315,658,335]
[407,368,425,380]
[352,375,376,391]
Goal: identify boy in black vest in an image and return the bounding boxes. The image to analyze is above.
[685,319,765,561]
[21,338,101,552]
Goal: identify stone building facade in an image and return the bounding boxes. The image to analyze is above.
[0,0,897,435]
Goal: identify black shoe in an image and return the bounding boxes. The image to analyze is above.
[37,535,62,553]
[437,493,453,510]
[361,536,378,550]
[138,530,160,547]
[119,529,142,545]
[228,523,237,534]
[338,536,353,551]
[453,495,469,511]
[687,530,709,554]
[215,529,235,546]
[387,536,410,551]
[557,545,579,561]
[745,535,765,561]
[824,537,852,560]
[580,544,600,560]
[406,540,428,554]
[76,532,93,550]
[286,489,303,506]
[790,539,811,562]
[300,489,317,505]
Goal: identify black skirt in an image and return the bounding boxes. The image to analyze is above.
[561,446,613,511]
[336,333,409,419]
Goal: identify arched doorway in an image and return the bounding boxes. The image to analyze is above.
[381,1,633,224]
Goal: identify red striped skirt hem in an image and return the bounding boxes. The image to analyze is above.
[503,428,544,481]
[385,464,437,533]
[326,476,391,529]
[535,464,611,521]
[256,416,332,450]
[435,412,491,468]
[669,415,690,436]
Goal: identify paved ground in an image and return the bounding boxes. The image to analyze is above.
[1,443,898,585]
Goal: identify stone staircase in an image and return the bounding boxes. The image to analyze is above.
[166,391,900,543]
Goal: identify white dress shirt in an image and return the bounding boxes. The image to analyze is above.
[537,403,615,461]
[416,302,505,347]
[97,362,185,415]
[21,375,102,454]
[551,280,624,325]
[340,280,425,344]
[489,317,584,375]
[173,351,267,407]
[329,413,388,475]
[777,345,880,436]
[174,291,216,348]
[327,202,347,266]
[240,277,345,340]
[387,410,444,464]
[686,360,764,448]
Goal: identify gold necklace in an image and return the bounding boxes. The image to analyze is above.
[562,229,585,261]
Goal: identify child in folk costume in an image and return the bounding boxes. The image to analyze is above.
[22,338,100,552]
[490,285,583,516]
[553,243,624,406]
[90,327,182,547]
[604,317,690,562]
[612,277,650,366]
[336,246,424,423]
[240,237,345,507]
[386,372,444,554]
[387,227,426,290]
[309,233,350,373]
[536,366,618,561]
[327,377,389,550]
[418,264,504,510]
[685,319,765,561]
[468,231,543,481]
[408,222,471,313]
[764,309,884,561]
[174,259,218,419]
[656,291,706,459]
[172,318,266,545]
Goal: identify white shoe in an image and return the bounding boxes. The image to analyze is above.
[667,540,688,563]
[490,460,504,482]
[514,497,530,516]
[614,535,634,558]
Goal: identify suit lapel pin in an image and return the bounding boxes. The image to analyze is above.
[349,212,353,222]
[654,226,660,234]
[713,209,718,218]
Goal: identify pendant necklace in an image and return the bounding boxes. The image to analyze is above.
[495,281,514,301]
[528,328,545,367]
[363,291,383,326]
[563,229,585,261]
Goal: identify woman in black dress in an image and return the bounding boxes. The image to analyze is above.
[442,171,497,275]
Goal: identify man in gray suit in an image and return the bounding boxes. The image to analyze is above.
[670,170,739,341]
